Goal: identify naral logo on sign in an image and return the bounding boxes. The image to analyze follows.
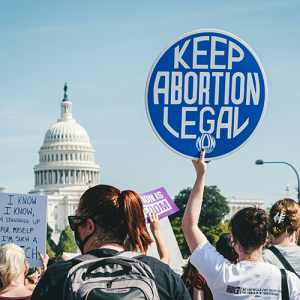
[145,29,267,160]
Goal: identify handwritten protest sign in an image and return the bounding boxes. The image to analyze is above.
[139,187,179,223]
[0,193,47,267]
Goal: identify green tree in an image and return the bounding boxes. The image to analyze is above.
[47,223,53,242]
[170,185,230,258]
[170,186,229,227]
[56,225,77,257]
[201,221,231,245]
[46,240,56,258]
[47,223,57,253]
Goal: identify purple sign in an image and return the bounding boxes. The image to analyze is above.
[139,187,179,223]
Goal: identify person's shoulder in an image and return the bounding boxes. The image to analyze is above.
[286,269,300,282]
[138,255,185,283]
[262,247,275,257]
[273,245,300,251]
[139,256,191,299]
[47,259,75,273]
[139,255,172,272]
[190,240,216,258]
[286,270,300,298]
[262,247,279,263]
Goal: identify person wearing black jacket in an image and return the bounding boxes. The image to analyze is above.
[31,185,190,300]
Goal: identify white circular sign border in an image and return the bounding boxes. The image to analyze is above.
[145,29,268,160]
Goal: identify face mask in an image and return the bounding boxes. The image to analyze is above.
[74,225,94,254]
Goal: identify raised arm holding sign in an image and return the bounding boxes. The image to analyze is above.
[182,151,300,299]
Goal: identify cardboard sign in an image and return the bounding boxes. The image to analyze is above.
[0,193,48,267]
[146,217,184,269]
[139,187,179,223]
[145,29,268,160]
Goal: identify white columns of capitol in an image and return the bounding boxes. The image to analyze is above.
[34,170,100,185]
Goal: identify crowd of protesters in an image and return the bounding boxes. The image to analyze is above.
[0,150,300,299]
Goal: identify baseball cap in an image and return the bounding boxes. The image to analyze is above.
[215,233,232,253]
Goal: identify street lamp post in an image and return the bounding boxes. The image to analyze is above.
[255,160,300,203]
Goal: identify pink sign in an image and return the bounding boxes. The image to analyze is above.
[139,187,179,223]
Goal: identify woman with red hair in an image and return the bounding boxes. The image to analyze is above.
[31,185,190,300]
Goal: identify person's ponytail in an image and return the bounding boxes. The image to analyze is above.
[122,190,153,253]
[79,185,152,252]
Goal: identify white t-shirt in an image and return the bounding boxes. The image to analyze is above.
[263,245,300,277]
[190,240,300,299]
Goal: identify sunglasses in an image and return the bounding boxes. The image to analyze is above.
[68,216,88,231]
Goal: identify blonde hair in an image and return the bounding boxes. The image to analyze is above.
[25,271,38,284]
[0,244,28,286]
[269,199,300,238]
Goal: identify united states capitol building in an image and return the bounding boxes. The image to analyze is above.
[223,197,264,222]
[29,84,100,243]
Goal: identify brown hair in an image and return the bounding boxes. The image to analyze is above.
[180,261,198,299]
[229,207,267,252]
[268,198,300,238]
[79,185,153,253]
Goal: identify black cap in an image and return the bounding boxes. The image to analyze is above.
[216,233,232,253]
[27,267,37,276]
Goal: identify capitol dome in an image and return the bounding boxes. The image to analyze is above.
[43,121,91,146]
[29,84,100,195]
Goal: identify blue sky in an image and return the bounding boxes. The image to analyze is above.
[1,0,300,208]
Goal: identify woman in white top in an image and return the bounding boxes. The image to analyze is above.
[263,198,300,277]
[181,150,300,300]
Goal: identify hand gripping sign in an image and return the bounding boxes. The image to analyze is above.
[145,29,268,160]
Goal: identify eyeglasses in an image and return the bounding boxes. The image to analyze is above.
[68,216,88,231]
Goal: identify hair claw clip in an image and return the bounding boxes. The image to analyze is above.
[274,211,285,224]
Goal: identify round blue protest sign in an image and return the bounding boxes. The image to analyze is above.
[145,29,267,160]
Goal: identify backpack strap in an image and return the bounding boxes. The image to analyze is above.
[115,251,156,281]
[69,249,121,264]
[280,269,290,300]
[268,246,299,278]
[115,250,145,260]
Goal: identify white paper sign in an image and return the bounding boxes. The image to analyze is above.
[0,193,48,267]
[146,217,184,270]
